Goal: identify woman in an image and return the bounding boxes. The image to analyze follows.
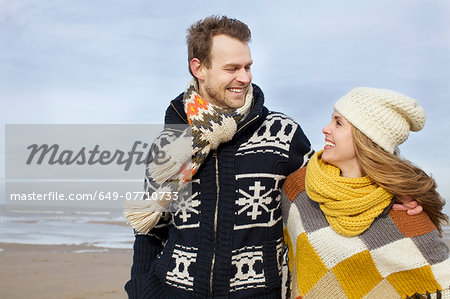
[282,87,449,298]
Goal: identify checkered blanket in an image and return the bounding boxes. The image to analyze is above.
[282,167,450,299]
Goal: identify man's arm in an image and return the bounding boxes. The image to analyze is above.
[287,122,314,175]
[130,215,170,277]
[125,132,175,298]
[127,130,177,280]
[129,180,171,280]
[125,214,170,298]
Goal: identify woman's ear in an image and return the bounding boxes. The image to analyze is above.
[190,58,205,81]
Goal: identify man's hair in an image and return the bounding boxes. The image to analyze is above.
[352,126,448,234]
[186,15,251,76]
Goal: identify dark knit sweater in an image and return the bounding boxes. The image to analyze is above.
[125,84,312,298]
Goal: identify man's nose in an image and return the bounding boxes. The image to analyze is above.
[236,68,251,84]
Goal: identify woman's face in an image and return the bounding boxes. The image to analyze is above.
[322,110,362,177]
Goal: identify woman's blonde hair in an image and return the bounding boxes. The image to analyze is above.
[352,126,448,233]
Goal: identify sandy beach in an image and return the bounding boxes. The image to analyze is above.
[2,239,450,299]
[0,243,132,299]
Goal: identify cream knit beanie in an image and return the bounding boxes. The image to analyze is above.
[334,87,426,154]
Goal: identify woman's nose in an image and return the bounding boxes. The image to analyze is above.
[322,123,331,135]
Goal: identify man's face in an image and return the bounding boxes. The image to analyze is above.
[197,34,253,109]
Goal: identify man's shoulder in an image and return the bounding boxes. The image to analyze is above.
[164,92,187,124]
[167,92,184,111]
[266,109,296,120]
[264,110,300,126]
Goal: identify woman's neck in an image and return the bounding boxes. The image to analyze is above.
[339,162,365,178]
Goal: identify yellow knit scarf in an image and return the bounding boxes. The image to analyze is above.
[305,150,393,236]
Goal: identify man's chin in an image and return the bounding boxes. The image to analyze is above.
[227,99,246,109]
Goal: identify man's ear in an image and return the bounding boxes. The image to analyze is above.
[190,58,205,81]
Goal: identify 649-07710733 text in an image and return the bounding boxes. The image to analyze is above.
[8,191,179,202]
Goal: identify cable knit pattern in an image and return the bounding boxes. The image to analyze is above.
[305,150,393,237]
[282,167,450,299]
[334,87,425,153]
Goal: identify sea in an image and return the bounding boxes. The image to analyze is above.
[0,205,449,250]
[0,205,134,250]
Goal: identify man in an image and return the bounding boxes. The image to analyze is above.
[125,15,421,298]
[125,15,312,298]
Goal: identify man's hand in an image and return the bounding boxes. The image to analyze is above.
[392,195,423,215]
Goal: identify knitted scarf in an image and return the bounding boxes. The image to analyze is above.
[125,79,253,234]
[148,79,253,183]
[305,150,393,236]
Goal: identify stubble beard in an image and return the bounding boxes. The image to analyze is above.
[204,86,246,109]
[204,86,228,108]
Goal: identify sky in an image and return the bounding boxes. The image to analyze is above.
[0,0,449,214]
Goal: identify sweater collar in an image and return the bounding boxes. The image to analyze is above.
[167,83,265,130]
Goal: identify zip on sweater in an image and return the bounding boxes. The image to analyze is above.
[207,117,258,297]
[209,150,220,297]
[236,115,259,133]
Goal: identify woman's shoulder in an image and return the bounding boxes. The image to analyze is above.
[388,209,438,238]
[283,166,307,201]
